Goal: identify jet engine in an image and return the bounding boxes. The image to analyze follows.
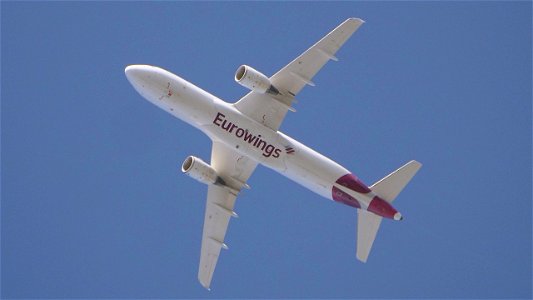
[181,156,221,186]
[235,65,280,95]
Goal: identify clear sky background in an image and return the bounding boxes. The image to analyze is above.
[2,2,531,298]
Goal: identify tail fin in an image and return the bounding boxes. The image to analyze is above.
[357,210,383,262]
[356,160,422,262]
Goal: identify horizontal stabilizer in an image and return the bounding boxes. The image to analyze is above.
[370,160,422,203]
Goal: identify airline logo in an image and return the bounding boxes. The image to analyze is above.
[285,145,295,155]
[213,112,282,158]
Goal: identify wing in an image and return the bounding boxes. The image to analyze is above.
[233,18,364,131]
[198,141,258,289]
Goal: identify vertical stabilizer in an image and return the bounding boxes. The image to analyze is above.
[356,209,383,262]
[356,160,422,262]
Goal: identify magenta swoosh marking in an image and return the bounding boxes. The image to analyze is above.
[331,173,370,208]
[332,186,361,208]
[336,174,371,194]
[367,196,398,219]
[331,173,400,219]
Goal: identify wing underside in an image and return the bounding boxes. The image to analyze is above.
[233,18,364,131]
[198,185,237,289]
[198,141,257,289]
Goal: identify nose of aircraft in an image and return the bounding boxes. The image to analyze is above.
[124,65,162,101]
[125,65,147,86]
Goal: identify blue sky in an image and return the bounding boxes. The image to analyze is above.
[2,2,531,298]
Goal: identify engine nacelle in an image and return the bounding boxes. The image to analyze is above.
[235,65,280,95]
[181,156,220,186]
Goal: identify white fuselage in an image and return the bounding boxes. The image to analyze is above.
[123,19,419,290]
[126,65,387,212]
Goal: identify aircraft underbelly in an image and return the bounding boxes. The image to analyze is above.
[127,66,354,203]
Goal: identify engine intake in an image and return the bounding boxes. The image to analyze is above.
[181,156,221,186]
[235,65,280,95]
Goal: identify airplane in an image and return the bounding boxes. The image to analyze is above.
[125,18,422,290]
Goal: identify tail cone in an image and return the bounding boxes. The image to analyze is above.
[393,212,403,221]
